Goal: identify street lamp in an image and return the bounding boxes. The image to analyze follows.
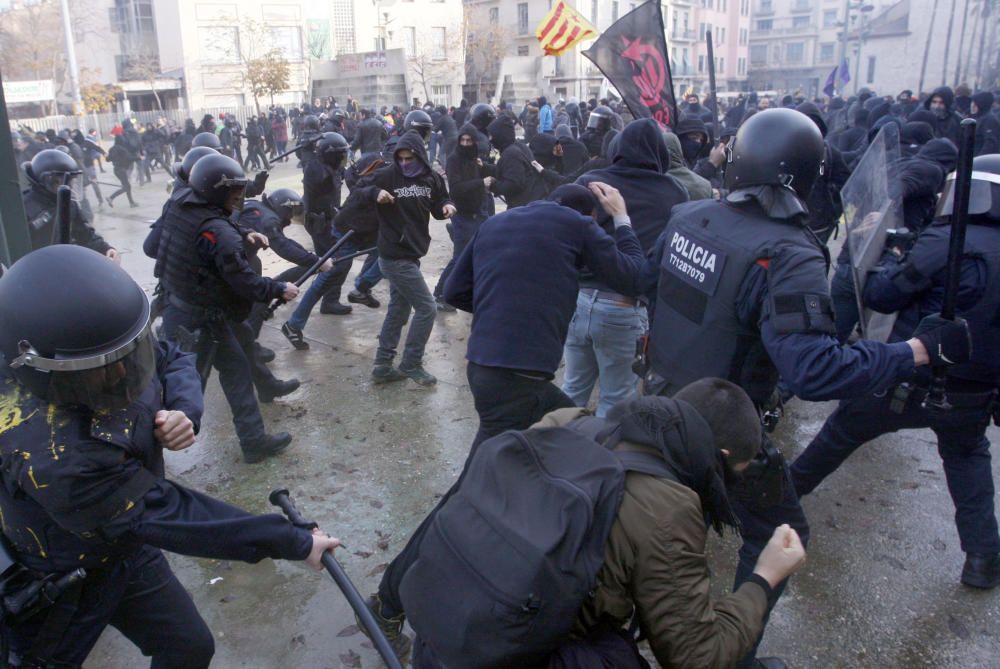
[835,1,874,95]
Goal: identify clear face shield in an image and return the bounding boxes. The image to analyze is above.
[12,324,156,412]
[42,170,83,199]
[935,171,1000,218]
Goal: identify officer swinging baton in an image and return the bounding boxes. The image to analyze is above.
[272,135,321,163]
[923,117,977,412]
[269,489,404,669]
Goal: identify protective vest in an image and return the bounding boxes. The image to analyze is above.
[889,221,1000,385]
[155,196,243,317]
[0,369,161,572]
[649,199,834,404]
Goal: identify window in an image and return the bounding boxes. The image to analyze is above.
[756,19,772,31]
[263,4,299,21]
[867,55,876,83]
[759,0,772,12]
[792,15,809,29]
[749,44,767,64]
[489,7,498,24]
[518,3,529,35]
[823,9,838,28]
[739,28,747,45]
[431,84,451,100]
[699,22,706,38]
[718,57,724,74]
[591,0,597,23]
[265,26,302,61]
[403,26,416,58]
[431,26,447,60]
[786,42,804,63]
[612,1,619,20]
[517,45,529,56]
[738,56,746,74]
[332,0,355,55]
[819,42,835,62]
[199,26,240,63]
[698,54,705,73]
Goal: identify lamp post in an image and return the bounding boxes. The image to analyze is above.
[836,1,874,95]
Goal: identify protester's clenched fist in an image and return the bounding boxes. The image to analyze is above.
[753,524,806,588]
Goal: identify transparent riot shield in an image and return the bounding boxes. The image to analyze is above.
[843,123,902,342]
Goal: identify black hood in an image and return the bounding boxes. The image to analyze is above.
[554,124,574,140]
[675,116,709,145]
[901,121,934,147]
[829,98,846,111]
[393,130,432,171]
[908,109,938,126]
[973,91,995,117]
[923,86,955,111]
[487,116,516,151]
[529,133,559,167]
[611,118,671,172]
[795,101,828,137]
[599,128,619,158]
[918,138,959,174]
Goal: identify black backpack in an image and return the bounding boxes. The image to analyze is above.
[398,419,676,669]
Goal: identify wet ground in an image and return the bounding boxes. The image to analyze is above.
[82,161,1000,668]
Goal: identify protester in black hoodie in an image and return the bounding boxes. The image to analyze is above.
[486,115,549,207]
[563,119,689,415]
[796,101,851,243]
[357,131,455,385]
[433,126,493,308]
[555,124,589,175]
[922,86,963,145]
[569,129,619,180]
[972,92,1000,156]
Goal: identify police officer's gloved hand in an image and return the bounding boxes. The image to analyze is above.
[254,171,269,191]
[913,314,972,366]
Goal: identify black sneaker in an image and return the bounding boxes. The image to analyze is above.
[257,378,300,403]
[281,322,309,350]
[356,595,412,663]
[399,365,437,386]
[320,301,353,315]
[242,432,293,464]
[962,552,1000,589]
[372,366,407,384]
[347,289,381,309]
[255,342,276,363]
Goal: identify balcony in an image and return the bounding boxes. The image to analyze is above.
[671,29,696,41]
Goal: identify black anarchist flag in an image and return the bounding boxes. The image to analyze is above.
[582,0,678,128]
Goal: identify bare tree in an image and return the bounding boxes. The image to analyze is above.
[0,0,66,114]
[461,12,511,102]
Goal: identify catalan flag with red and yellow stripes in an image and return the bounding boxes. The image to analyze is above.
[536,0,599,57]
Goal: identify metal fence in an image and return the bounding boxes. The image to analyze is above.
[7,104,292,141]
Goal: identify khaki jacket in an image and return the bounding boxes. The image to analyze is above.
[534,408,769,668]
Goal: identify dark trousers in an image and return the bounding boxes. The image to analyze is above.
[9,546,214,669]
[244,143,270,171]
[791,386,1000,554]
[162,306,266,448]
[109,166,135,205]
[433,214,481,299]
[376,362,575,616]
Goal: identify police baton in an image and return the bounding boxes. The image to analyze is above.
[268,489,404,669]
[923,117,977,412]
[272,136,320,163]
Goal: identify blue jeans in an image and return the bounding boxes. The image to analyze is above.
[375,257,436,369]
[562,291,647,417]
[354,250,383,292]
[434,213,482,298]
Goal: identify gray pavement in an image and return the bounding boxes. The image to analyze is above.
[82,162,1000,668]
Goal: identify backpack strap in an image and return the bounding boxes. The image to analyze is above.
[613,450,679,484]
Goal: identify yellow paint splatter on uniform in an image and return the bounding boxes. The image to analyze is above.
[27,466,48,489]
[25,527,47,557]
[0,384,38,437]
[47,405,61,461]
[124,499,135,511]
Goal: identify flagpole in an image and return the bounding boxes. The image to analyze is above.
[655,1,680,124]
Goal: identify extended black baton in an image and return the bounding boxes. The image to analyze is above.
[269,489,403,669]
[272,136,322,163]
[52,182,73,245]
[923,117,977,412]
[264,230,355,318]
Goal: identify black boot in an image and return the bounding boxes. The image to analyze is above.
[255,342,276,363]
[242,432,293,464]
[348,289,380,309]
[320,301,353,315]
[257,378,300,403]
[962,552,1000,589]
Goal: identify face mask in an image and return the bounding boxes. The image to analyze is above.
[933,105,949,119]
[399,159,426,178]
[457,143,478,159]
[680,137,702,163]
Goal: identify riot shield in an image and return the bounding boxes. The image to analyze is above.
[843,123,902,342]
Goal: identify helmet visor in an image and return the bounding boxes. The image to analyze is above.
[936,171,1000,218]
[44,328,156,411]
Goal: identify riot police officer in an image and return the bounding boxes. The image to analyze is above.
[154,153,299,463]
[403,109,434,145]
[468,103,496,160]
[0,245,339,668]
[639,108,971,666]
[296,114,323,164]
[579,105,614,159]
[791,154,1000,590]
[20,149,119,261]
[191,130,222,151]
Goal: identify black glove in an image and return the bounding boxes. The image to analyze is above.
[253,171,269,191]
[913,314,972,366]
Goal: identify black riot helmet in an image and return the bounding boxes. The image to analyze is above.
[316,132,349,169]
[332,109,348,122]
[469,103,497,132]
[302,114,321,132]
[188,153,249,213]
[24,149,82,193]
[264,187,304,223]
[937,153,1000,221]
[404,110,434,143]
[586,105,613,133]
[724,108,825,200]
[0,245,155,410]
[192,131,222,151]
[177,146,217,184]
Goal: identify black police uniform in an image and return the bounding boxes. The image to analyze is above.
[21,184,111,254]
[302,155,351,310]
[0,343,313,668]
[791,218,1000,565]
[641,194,918,662]
[154,189,287,456]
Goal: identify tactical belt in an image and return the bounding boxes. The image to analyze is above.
[579,287,636,307]
[167,294,225,321]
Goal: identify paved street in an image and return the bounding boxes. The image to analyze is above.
[83,162,1000,668]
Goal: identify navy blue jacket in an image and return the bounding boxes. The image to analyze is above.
[237,200,319,268]
[444,201,644,376]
